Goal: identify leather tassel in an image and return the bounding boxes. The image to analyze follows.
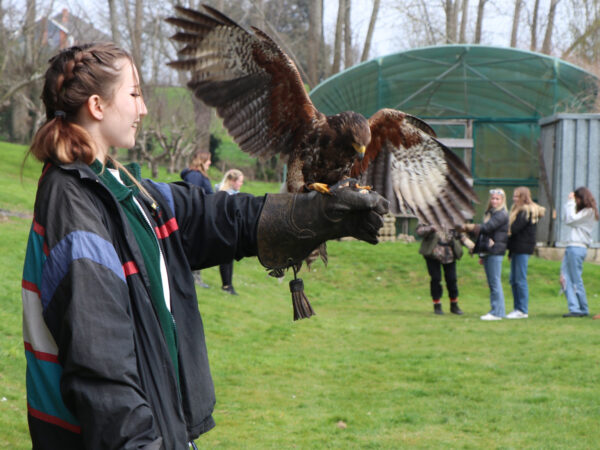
[289,269,315,320]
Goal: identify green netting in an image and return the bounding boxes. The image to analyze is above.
[309,45,598,218]
[311,45,597,119]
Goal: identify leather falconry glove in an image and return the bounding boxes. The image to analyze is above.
[257,179,389,320]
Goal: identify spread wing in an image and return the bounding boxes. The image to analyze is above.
[166,5,319,161]
[354,108,477,228]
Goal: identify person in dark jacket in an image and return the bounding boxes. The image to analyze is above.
[181,149,213,195]
[180,149,213,288]
[462,188,509,320]
[506,187,546,319]
[416,224,474,315]
[21,43,388,450]
[215,169,244,295]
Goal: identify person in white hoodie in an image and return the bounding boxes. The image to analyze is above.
[561,186,599,317]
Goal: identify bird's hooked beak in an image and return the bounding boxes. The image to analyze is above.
[353,143,366,160]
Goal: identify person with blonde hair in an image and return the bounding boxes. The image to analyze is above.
[181,149,213,288]
[561,186,599,317]
[21,43,388,448]
[216,169,244,294]
[505,187,545,319]
[462,188,509,320]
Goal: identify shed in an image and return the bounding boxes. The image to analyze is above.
[309,45,598,219]
[538,114,600,247]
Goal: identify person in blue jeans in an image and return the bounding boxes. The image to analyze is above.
[463,189,509,321]
[506,187,546,319]
[561,187,599,318]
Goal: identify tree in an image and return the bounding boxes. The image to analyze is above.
[307,0,322,85]
[361,0,381,62]
[530,0,540,50]
[107,0,121,45]
[459,0,469,42]
[331,0,346,74]
[445,0,459,43]
[136,87,196,176]
[541,0,560,54]
[473,0,488,44]
[343,0,353,68]
[510,0,523,47]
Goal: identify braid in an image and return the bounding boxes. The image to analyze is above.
[28,43,133,165]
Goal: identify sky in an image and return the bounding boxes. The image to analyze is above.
[25,0,568,60]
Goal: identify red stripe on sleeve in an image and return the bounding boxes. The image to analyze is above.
[22,279,41,296]
[24,342,59,363]
[28,403,81,434]
[33,220,45,237]
[122,261,139,276]
[154,217,179,239]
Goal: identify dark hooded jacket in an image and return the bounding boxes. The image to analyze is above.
[22,161,264,449]
[180,168,213,194]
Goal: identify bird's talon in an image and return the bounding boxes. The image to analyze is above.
[307,183,332,195]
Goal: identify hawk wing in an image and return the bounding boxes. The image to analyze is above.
[166,5,319,161]
[353,108,477,228]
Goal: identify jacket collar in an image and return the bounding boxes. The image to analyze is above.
[55,160,100,182]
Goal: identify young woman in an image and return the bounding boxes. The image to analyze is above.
[506,187,545,319]
[216,169,244,295]
[181,149,213,287]
[463,189,509,321]
[416,224,474,315]
[181,149,213,195]
[21,43,387,449]
[561,187,599,318]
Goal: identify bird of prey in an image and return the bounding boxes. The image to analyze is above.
[165,5,477,230]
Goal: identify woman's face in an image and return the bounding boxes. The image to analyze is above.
[97,59,147,152]
[512,191,520,205]
[490,193,503,209]
[232,175,244,191]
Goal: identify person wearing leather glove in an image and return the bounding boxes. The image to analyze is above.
[256,180,390,272]
[256,180,389,320]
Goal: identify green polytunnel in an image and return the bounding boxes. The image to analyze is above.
[309,45,598,218]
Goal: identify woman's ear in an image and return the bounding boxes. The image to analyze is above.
[86,94,104,120]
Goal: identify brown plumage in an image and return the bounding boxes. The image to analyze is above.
[166,5,477,229]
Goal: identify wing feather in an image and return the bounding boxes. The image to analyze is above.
[166,5,317,161]
[366,108,478,229]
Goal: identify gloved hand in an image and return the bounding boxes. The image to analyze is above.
[257,181,389,270]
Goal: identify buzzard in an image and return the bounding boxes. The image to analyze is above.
[166,4,477,230]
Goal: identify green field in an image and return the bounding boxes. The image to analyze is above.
[2,142,600,448]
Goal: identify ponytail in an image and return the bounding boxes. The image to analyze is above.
[28,116,96,164]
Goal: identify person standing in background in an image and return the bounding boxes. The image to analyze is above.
[506,187,545,319]
[561,187,599,318]
[462,189,509,321]
[181,149,213,288]
[216,169,244,295]
[416,224,474,315]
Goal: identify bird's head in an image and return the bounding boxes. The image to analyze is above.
[333,111,370,161]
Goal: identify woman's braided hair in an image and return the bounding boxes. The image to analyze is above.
[29,43,132,164]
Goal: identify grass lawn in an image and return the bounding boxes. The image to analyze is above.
[1,141,600,448]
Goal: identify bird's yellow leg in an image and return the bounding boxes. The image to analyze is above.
[307,182,332,195]
[355,184,372,190]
